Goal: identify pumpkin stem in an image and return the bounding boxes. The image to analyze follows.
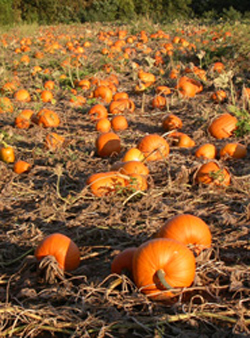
[156,269,172,290]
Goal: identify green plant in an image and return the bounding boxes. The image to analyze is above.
[228,105,250,137]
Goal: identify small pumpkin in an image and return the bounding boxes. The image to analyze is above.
[93,85,113,104]
[35,233,80,271]
[137,134,170,161]
[132,238,196,300]
[45,132,65,151]
[14,89,31,102]
[88,104,108,122]
[152,96,166,110]
[15,109,34,129]
[86,171,126,197]
[176,76,203,98]
[13,160,31,174]
[111,115,128,131]
[0,97,14,114]
[111,247,137,277]
[0,144,15,163]
[109,98,135,115]
[125,173,148,192]
[169,132,195,148]
[162,114,183,131]
[122,148,144,162]
[195,143,217,159]
[96,118,111,133]
[155,214,212,255]
[119,161,149,176]
[36,109,60,128]
[208,113,238,139]
[195,161,231,186]
[96,132,121,158]
[41,90,53,103]
[220,143,247,159]
[211,90,227,103]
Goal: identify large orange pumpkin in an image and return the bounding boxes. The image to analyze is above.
[208,113,238,139]
[96,132,121,157]
[137,134,170,161]
[132,238,196,300]
[35,233,80,271]
[86,171,126,197]
[195,161,231,186]
[155,214,212,255]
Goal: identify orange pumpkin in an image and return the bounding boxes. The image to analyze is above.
[125,173,148,192]
[15,109,34,129]
[88,104,108,122]
[93,85,113,104]
[119,161,149,176]
[96,118,111,133]
[152,96,166,110]
[137,134,170,161]
[45,132,65,150]
[212,62,225,73]
[211,90,227,103]
[14,89,31,102]
[162,114,183,131]
[0,97,14,113]
[41,90,53,103]
[132,238,196,300]
[36,109,60,128]
[35,233,80,271]
[111,247,137,277]
[155,214,212,255]
[122,148,144,162]
[195,161,231,186]
[113,92,129,101]
[13,160,31,174]
[96,132,121,157]
[111,115,128,131]
[86,171,126,197]
[195,143,217,159]
[168,132,195,148]
[109,98,135,115]
[176,76,203,98]
[208,113,238,139]
[0,145,15,163]
[220,143,247,159]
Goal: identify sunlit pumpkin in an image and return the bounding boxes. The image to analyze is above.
[96,132,121,157]
[111,247,137,277]
[137,134,170,161]
[45,132,65,150]
[162,114,183,131]
[220,143,247,159]
[86,171,126,197]
[13,160,31,174]
[133,238,196,300]
[155,214,212,255]
[15,109,34,129]
[0,97,14,113]
[195,161,231,186]
[119,160,149,176]
[176,76,203,98]
[111,115,128,131]
[109,98,135,115]
[93,85,113,104]
[36,109,60,128]
[122,148,144,162]
[195,143,217,159]
[35,233,80,271]
[208,113,238,139]
[88,104,108,121]
[14,89,31,102]
[96,118,111,133]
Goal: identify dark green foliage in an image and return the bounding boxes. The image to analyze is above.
[0,0,250,26]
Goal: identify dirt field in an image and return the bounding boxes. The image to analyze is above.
[0,21,249,337]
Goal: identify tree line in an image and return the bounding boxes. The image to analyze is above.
[0,0,250,26]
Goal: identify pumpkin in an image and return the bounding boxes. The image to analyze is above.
[152,96,166,110]
[36,109,60,128]
[13,160,31,174]
[96,118,111,133]
[0,144,15,163]
[96,132,121,158]
[156,86,171,95]
[211,90,227,103]
[86,171,126,197]
[44,80,55,90]
[15,109,34,129]
[93,85,113,104]
[45,132,65,150]
[111,115,128,131]
[162,114,183,131]
[111,247,137,277]
[125,173,148,192]
[14,89,31,102]
[69,95,86,108]
[138,70,156,85]
[195,161,231,186]
[109,98,135,115]
[212,62,225,73]
[132,238,196,299]
[113,92,129,101]
[119,161,149,176]
[41,90,53,103]
[137,134,170,161]
[88,104,108,122]
[155,214,212,255]
[220,143,247,159]
[122,148,144,162]
[169,132,195,148]
[195,143,217,159]
[35,233,80,271]
[0,97,14,113]
[208,113,238,139]
[176,76,203,98]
